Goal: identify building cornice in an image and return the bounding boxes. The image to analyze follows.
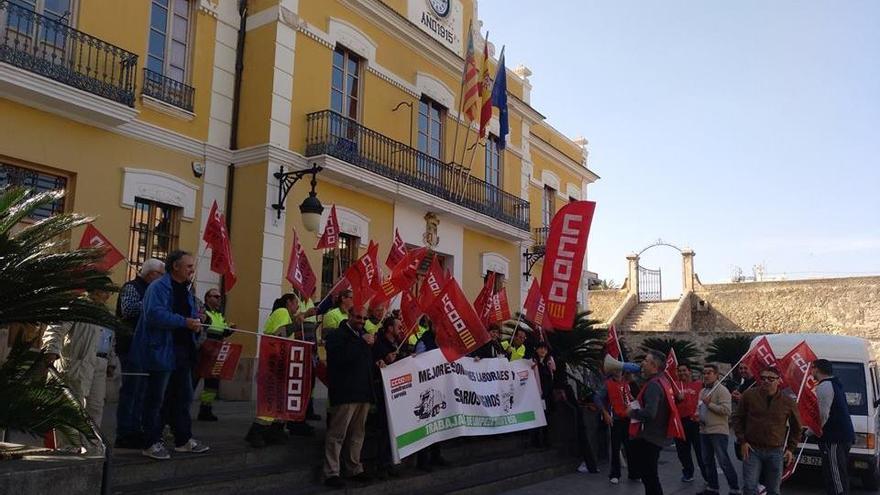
[508,94,544,124]
[530,134,599,182]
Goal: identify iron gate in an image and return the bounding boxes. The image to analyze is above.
[638,265,662,302]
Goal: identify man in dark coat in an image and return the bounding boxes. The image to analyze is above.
[323,308,374,488]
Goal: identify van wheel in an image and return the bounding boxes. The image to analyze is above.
[863,471,880,491]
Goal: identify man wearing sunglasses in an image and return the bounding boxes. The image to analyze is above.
[732,366,802,495]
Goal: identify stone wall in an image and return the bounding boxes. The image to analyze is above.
[692,276,880,339]
[587,289,627,323]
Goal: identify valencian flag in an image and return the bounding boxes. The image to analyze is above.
[78,224,125,271]
[488,288,511,324]
[780,341,822,436]
[385,228,407,269]
[478,32,493,139]
[490,46,508,149]
[315,205,340,249]
[418,255,446,311]
[285,228,316,298]
[425,277,491,362]
[345,241,382,309]
[256,337,314,422]
[473,271,496,322]
[523,279,550,333]
[461,26,480,124]
[743,336,780,380]
[205,210,237,291]
[605,324,622,360]
[196,339,243,380]
[372,246,428,304]
[540,201,596,330]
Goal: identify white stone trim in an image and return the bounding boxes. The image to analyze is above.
[328,18,377,63]
[540,170,560,192]
[0,61,138,127]
[416,72,455,110]
[321,206,370,247]
[141,94,196,121]
[481,252,510,277]
[121,168,200,221]
[566,184,581,201]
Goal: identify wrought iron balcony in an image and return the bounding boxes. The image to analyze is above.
[142,68,195,112]
[0,0,137,106]
[532,226,550,253]
[305,110,530,231]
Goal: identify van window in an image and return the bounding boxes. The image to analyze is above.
[832,362,868,416]
[871,366,879,404]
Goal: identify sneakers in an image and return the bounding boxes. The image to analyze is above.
[609,477,620,484]
[682,474,695,482]
[577,462,599,474]
[142,442,171,460]
[174,438,210,453]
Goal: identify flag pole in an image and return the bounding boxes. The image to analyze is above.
[708,352,750,396]
[456,30,488,199]
[449,28,470,185]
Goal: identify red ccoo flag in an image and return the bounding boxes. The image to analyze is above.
[743,336,780,381]
[473,271,496,323]
[78,224,125,271]
[488,288,511,324]
[202,200,223,247]
[345,241,382,309]
[779,341,822,436]
[541,201,596,330]
[605,325,622,360]
[208,213,237,291]
[286,228,316,298]
[522,279,551,333]
[400,289,423,339]
[372,246,428,305]
[418,255,446,311]
[315,205,340,250]
[385,228,407,270]
[425,278,491,362]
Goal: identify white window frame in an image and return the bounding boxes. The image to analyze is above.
[147,0,193,83]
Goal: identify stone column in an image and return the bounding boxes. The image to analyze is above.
[626,253,639,298]
[682,249,695,292]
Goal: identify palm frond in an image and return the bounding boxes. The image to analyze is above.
[706,335,753,365]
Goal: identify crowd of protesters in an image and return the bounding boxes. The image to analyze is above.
[36,251,857,494]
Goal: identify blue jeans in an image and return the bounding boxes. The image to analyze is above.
[115,354,146,442]
[142,367,194,448]
[700,433,739,492]
[743,447,783,495]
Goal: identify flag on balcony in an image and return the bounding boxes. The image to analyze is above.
[425,277,491,362]
[473,271,496,323]
[315,205,340,249]
[385,228,407,269]
[478,33,493,139]
[78,224,125,271]
[541,200,595,330]
[208,212,237,291]
[462,26,480,124]
[345,240,382,309]
[490,46,509,149]
[286,228,316,298]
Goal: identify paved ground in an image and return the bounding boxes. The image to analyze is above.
[504,445,871,495]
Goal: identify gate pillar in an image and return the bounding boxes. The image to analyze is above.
[682,249,695,292]
[626,253,639,298]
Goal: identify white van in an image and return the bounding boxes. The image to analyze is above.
[751,334,879,490]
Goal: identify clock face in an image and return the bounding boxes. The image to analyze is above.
[429,0,450,17]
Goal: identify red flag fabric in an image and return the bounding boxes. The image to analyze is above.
[78,224,125,271]
[315,205,340,250]
[400,290,422,337]
[196,339,243,380]
[256,337,314,422]
[418,255,446,311]
[208,213,237,291]
[285,229,317,298]
[385,228,407,270]
[523,279,550,332]
[202,200,223,247]
[664,348,678,376]
[541,201,596,331]
[779,341,823,436]
[488,288,511,324]
[345,241,381,309]
[605,324,622,360]
[425,278,491,362]
[474,271,496,323]
[743,336,780,381]
[372,246,428,304]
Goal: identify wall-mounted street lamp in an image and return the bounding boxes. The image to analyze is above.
[271,163,324,232]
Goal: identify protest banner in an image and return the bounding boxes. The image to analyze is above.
[380,349,546,463]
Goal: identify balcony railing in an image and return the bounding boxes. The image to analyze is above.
[532,226,550,253]
[305,110,530,231]
[0,0,137,106]
[142,68,195,112]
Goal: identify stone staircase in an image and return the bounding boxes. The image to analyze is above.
[619,300,679,331]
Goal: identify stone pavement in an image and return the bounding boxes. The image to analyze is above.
[503,445,869,495]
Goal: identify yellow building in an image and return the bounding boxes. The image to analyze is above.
[0,0,598,356]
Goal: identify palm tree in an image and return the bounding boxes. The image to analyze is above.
[640,337,702,367]
[0,187,120,443]
[706,335,753,365]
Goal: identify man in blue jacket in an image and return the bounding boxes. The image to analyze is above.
[812,359,855,495]
[130,250,210,460]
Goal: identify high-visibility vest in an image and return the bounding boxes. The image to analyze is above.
[501,341,525,361]
[323,307,346,331]
[605,378,633,418]
[264,308,291,336]
[298,297,317,323]
[364,319,380,335]
[408,325,428,346]
[205,310,227,336]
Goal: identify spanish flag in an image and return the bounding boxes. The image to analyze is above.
[478,33,493,139]
[461,27,480,124]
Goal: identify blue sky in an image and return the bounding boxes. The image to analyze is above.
[481,0,880,295]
